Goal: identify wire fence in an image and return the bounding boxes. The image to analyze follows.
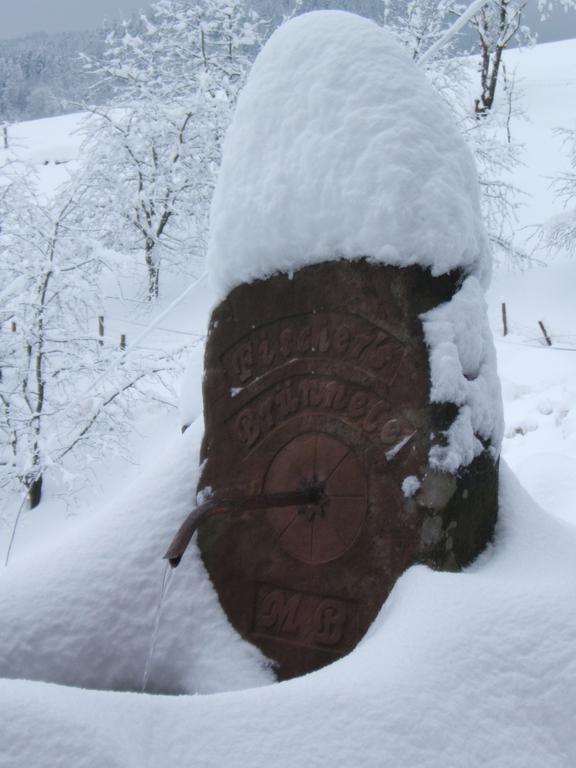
[496,303,576,352]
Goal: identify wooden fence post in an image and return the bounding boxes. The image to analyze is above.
[538,321,552,347]
[501,302,508,336]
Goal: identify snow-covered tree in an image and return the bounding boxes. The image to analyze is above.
[458,0,576,117]
[461,0,532,117]
[382,0,456,61]
[546,127,576,255]
[381,0,469,123]
[77,0,263,300]
[78,101,214,300]
[88,0,260,108]
[0,172,180,508]
[0,175,97,506]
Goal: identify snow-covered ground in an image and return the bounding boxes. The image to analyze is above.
[487,38,576,529]
[2,19,576,768]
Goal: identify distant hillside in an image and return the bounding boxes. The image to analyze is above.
[0,28,111,122]
[0,1,389,123]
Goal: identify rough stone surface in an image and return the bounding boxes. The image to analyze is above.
[196,260,498,680]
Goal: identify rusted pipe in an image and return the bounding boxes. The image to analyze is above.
[164,485,326,567]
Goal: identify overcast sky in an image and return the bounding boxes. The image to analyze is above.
[0,0,150,38]
[0,0,575,42]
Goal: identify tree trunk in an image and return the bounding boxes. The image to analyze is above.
[145,242,160,300]
[27,473,43,509]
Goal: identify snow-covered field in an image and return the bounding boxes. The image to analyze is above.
[487,39,576,528]
[2,23,576,768]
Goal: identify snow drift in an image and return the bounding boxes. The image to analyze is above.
[1,454,576,768]
[0,420,272,696]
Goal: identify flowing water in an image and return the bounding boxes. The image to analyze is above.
[141,561,175,693]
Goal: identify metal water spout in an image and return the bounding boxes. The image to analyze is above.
[164,482,328,567]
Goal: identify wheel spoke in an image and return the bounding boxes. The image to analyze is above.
[324,449,351,483]
[313,433,318,478]
[273,509,299,542]
[309,516,315,559]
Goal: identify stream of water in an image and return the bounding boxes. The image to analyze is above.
[141,561,175,693]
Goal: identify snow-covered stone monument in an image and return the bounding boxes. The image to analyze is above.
[168,11,503,680]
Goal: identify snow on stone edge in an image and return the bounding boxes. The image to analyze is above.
[421,276,504,471]
[207,10,490,296]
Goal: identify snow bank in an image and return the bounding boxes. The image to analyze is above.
[179,344,205,429]
[208,11,489,296]
[0,112,85,199]
[0,420,273,696]
[2,464,576,767]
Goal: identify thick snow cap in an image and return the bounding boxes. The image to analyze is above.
[208,10,490,295]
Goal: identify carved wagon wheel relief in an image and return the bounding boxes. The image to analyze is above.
[264,433,367,565]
